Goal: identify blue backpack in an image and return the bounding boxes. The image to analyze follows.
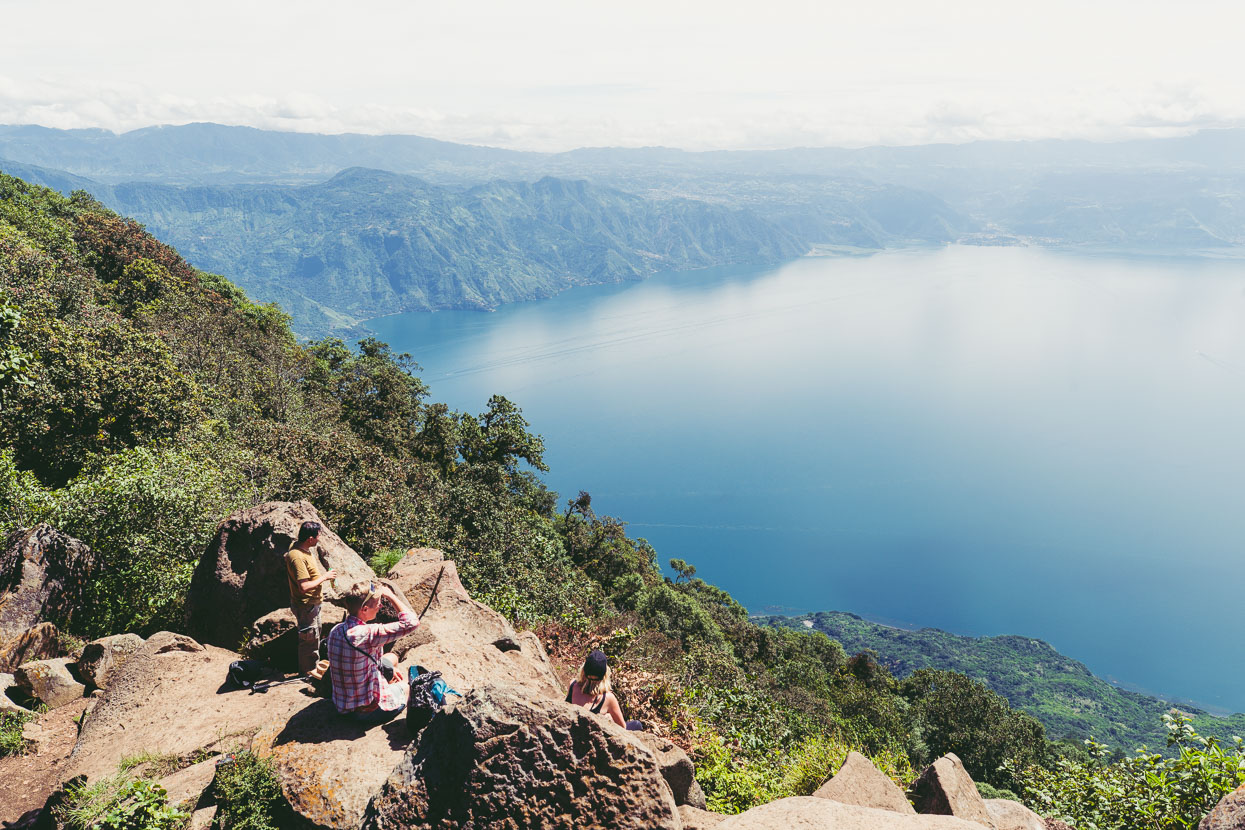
[405,665,461,736]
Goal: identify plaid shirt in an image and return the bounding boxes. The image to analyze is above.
[328,611,418,713]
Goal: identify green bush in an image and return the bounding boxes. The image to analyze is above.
[1011,714,1245,829]
[0,709,34,757]
[59,775,188,830]
[212,751,284,830]
[367,548,406,576]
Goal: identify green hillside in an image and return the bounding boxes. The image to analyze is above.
[768,611,1245,752]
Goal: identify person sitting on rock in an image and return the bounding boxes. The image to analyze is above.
[566,649,643,731]
[328,580,419,723]
[284,521,337,676]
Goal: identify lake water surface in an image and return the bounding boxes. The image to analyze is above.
[368,246,1245,711]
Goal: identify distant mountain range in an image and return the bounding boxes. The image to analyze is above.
[766,610,1245,754]
[4,123,1245,335]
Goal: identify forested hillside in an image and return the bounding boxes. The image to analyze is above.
[769,611,1245,753]
[2,171,1243,826]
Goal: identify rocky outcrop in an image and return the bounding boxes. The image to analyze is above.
[908,754,996,828]
[0,622,60,673]
[985,798,1045,830]
[64,631,308,782]
[0,525,96,643]
[633,731,706,809]
[157,757,220,811]
[251,700,413,830]
[715,796,995,828]
[813,750,916,814]
[246,605,345,670]
[15,658,84,709]
[76,633,144,690]
[385,553,562,699]
[185,501,373,648]
[0,671,31,713]
[363,683,682,830]
[1201,784,1245,829]
[680,805,726,828]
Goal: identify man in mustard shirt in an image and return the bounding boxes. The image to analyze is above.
[284,521,337,675]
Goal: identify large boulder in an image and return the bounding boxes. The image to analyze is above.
[0,622,60,673]
[0,671,31,713]
[64,631,309,782]
[186,502,373,648]
[715,796,998,829]
[1201,784,1245,829]
[246,605,345,670]
[985,798,1045,830]
[76,633,145,690]
[15,658,84,709]
[633,731,707,809]
[385,554,562,699]
[0,525,97,644]
[157,757,220,811]
[680,805,726,828]
[363,683,682,830]
[908,754,996,828]
[813,751,916,814]
[252,699,413,830]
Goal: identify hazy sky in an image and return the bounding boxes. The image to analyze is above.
[3,0,1243,151]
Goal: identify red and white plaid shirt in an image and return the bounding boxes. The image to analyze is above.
[328,611,418,713]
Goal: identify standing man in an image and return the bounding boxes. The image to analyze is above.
[285,521,337,675]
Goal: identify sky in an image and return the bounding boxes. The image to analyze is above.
[3,0,1244,152]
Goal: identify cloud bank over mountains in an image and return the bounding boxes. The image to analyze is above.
[4,0,1243,151]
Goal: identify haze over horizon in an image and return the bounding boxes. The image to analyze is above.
[4,0,1243,152]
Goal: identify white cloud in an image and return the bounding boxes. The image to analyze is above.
[1,0,1243,150]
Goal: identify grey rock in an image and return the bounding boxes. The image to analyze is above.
[15,657,84,708]
[0,671,31,713]
[813,750,916,814]
[0,525,97,644]
[76,633,145,689]
[186,501,372,648]
[680,804,726,828]
[1201,784,1245,829]
[158,757,220,810]
[245,605,344,670]
[0,622,61,674]
[633,730,706,808]
[363,683,681,830]
[985,798,1045,830]
[908,754,996,828]
[716,796,997,829]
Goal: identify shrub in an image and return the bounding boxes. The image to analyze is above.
[1010,714,1245,830]
[212,750,284,830]
[0,709,34,757]
[59,775,188,830]
[367,548,406,576]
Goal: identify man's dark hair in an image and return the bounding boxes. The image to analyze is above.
[297,521,322,543]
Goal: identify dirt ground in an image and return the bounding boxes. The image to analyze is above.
[0,699,92,828]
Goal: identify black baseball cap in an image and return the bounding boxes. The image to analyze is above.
[583,649,608,679]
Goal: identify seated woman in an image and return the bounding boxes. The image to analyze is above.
[566,649,642,731]
[328,580,419,723]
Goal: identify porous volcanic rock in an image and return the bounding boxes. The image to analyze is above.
[985,798,1045,830]
[633,730,707,808]
[385,555,561,699]
[0,525,96,643]
[15,658,84,708]
[246,605,345,670]
[363,683,681,830]
[186,501,372,648]
[813,750,916,814]
[1201,783,1245,829]
[0,622,60,673]
[64,631,308,782]
[680,805,726,828]
[715,796,997,829]
[252,699,413,830]
[76,633,144,690]
[908,753,996,828]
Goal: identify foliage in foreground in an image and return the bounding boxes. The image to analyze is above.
[59,775,188,830]
[211,751,284,830]
[0,708,34,757]
[1011,714,1245,830]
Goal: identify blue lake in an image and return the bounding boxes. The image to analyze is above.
[368,246,1245,711]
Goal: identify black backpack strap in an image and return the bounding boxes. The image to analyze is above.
[565,680,574,703]
[331,622,382,669]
